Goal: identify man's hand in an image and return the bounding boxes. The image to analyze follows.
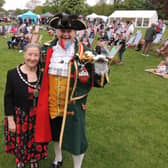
[8,116,16,133]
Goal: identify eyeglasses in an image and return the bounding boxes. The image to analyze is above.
[60,29,72,33]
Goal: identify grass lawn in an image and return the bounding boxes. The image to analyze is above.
[0,29,168,168]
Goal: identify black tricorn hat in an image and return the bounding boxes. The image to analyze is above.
[49,13,87,30]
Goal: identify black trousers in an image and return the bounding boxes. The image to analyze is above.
[50,117,63,141]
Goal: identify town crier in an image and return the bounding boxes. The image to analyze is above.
[34,13,109,168]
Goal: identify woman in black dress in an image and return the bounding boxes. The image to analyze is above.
[4,43,47,168]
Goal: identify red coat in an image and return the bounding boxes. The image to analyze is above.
[34,48,53,142]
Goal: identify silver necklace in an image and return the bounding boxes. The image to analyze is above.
[17,65,40,89]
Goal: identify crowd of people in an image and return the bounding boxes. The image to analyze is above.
[78,18,167,64]
[76,19,136,64]
[6,20,40,52]
[4,15,167,61]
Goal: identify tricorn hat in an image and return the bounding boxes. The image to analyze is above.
[49,13,87,30]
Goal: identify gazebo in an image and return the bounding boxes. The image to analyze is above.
[41,12,54,19]
[21,11,38,23]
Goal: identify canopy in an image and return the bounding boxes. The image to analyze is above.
[87,13,99,19]
[41,12,54,18]
[87,13,108,22]
[99,15,108,22]
[109,10,158,27]
[21,11,38,23]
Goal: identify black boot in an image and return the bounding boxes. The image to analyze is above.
[50,161,63,168]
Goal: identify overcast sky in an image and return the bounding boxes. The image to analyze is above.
[3,0,97,10]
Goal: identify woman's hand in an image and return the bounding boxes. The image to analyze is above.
[7,116,16,133]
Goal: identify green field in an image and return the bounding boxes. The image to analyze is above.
[0,30,168,168]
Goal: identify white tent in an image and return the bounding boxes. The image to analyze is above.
[99,15,108,22]
[87,13,108,22]
[87,13,99,20]
[109,10,158,27]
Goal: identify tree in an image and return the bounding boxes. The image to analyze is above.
[15,9,27,15]
[60,0,86,14]
[0,0,5,8]
[44,0,61,6]
[88,3,114,16]
[97,0,107,5]
[33,6,44,14]
[109,0,123,5]
[34,5,59,14]
[25,0,41,10]
[43,0,61,12]
[152,0,168,18]
[117,0,153,10]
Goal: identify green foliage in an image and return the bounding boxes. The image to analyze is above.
[152,0,168,19]
[40,0,166,19]
[1,0,168,19]
[60,0,86,14]
[87,4,114,16]
[115,0,153,10]
[0,0,4,8]
[0,7,7,15]
[44,0,61,6]
[33,6,44,14]
[15,9,27,15]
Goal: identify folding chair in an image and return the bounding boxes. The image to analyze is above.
[109,44,122,65]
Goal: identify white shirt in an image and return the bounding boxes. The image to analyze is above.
[48,42,75,77]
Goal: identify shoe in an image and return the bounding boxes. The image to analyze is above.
[29,160,39,168]
[50,161,63,168]
[16,163,25,168]
[146,54,150,57]
[141,54,145,56]
[19,50,23,53]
